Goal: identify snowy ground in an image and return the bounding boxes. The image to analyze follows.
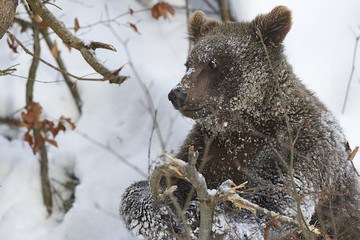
[0,0,359,239]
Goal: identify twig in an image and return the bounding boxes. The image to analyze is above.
[39,141,53,215]
[342,34,360,114]
[150,164,192,240]
[25,16,40,104]
[22,3,53,215]
[75,130,147,178]
[256,28,312,239]
[0,117,21,125]
[40,28,82,114]
[187,148,213,240]
[349,146,360,176]
[148,110,157,176]
[87,41,117,51]
[149,150,320,238]
[6,31,122,83]
[25,0,129,84]
[218,0,231,21]
[0,65,19,76]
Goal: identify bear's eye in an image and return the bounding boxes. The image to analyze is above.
[209,59,219,69]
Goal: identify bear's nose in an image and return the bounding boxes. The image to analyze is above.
[168,88,187,109]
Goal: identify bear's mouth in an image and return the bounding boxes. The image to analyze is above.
[181,106,203,112]
[179,104,205,113]
[178,105,208,119]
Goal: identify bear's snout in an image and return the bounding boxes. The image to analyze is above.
[168,88,187,109]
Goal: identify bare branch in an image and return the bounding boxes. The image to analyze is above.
[25,17,40,104]
[40,28,82,114]
[75,130,147,178]
[0,0,18,38]
[342,34,360,114]
[0,64,18,76]
[25,0,129,84]
[218,0,231,22]
[0,116,21,125]
[87,41,117,52]
[349,146,360,176]
[256,28,313,238]
[6,31,123,83]
[149,149,321,238]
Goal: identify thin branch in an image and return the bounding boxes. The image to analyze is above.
[87,41,117,51]
[25,0,129,84]
[342,34,360,114]
[149,150,321,238]
[349,146,360,177]
[7,31,119,82]
[22,3,53,215]
[0,117,21,125]
[256,28,313,239]
[0,65,19,76]
[40,28,82,114]
[218,0,231,22]
[25,17,40,104]
[8,72,64,83]
[39,140,53,215]
[75,130,147,178]
[148,110,157,176]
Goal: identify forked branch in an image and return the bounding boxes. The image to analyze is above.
[25,0,129,84]
[149,147,320,239]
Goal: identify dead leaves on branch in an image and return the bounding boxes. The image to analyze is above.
[51,39,59,58]
[74,17,80,32]
[15,102,75,154]
[34,13,48,29]
[7,34,18,53]
[151,2,175,20]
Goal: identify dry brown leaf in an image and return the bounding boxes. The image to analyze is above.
[37,21,48,29]
[151,2,175,20]
[24,131,33,146]
[7,35,18,53]
[45,138,58,147]
[17,102,76,154]
[61,117,76,130]
[51,40,59,59]
[74,17,80,32]
[34,13,48,29]
[129,22,140,34]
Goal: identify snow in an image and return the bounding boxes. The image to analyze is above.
[0,0,359,239]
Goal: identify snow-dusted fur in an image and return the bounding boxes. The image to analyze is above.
[120,6,360,239]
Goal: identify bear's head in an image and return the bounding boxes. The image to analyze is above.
[168,6,292,129]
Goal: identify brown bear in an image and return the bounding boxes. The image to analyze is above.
[120,6,360,239]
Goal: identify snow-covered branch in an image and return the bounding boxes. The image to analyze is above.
[149,147,321,239]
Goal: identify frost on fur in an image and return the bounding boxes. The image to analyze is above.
[120,6,360,239]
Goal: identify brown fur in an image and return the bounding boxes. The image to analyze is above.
[170,6,360,239]
[121,6,360,239]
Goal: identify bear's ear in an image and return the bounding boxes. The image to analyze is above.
[252,6,292,45]
[188,11,219,44]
